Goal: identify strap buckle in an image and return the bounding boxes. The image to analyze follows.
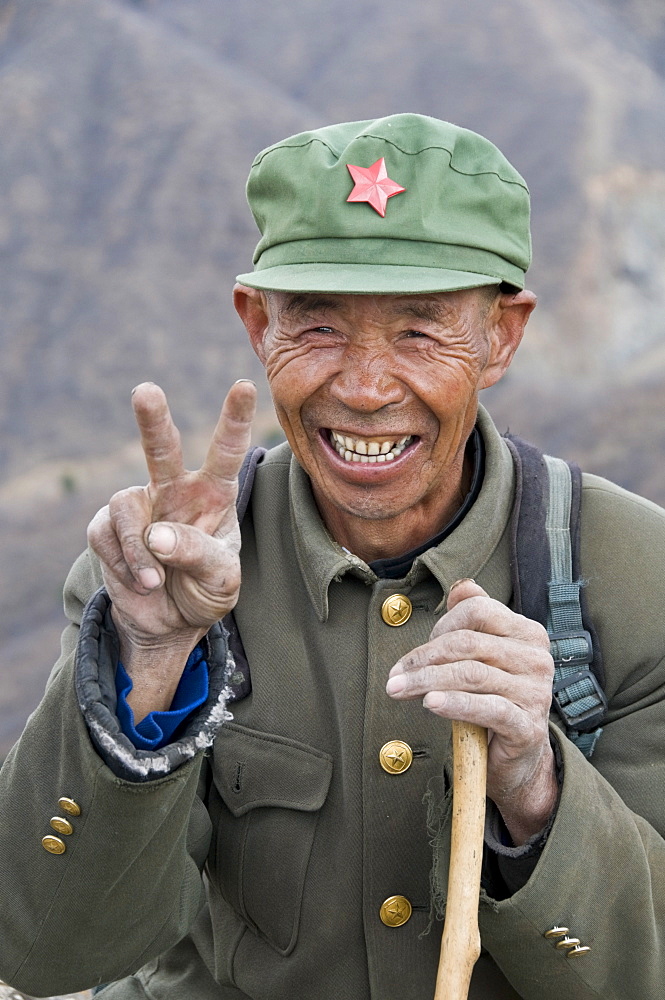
[551,668,608,732]
[549,629,593,667]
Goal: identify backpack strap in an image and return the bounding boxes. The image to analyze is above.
[222,445,266,703]
[505,436,607,758]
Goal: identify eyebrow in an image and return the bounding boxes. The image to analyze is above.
[277,294,340,321]
[390,300,451,324]
[276,293,451,324]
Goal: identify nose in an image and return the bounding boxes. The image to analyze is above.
[329,350,406,412]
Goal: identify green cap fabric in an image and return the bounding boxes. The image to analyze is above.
[236,114,531,295]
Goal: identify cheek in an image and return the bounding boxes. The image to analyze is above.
[406,354,483,411]
[265,347,339,413]
[265,363,324,444]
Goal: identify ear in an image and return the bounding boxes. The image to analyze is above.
[479,289,537,390]
[233,283,271,364]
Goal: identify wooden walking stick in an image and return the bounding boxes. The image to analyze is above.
[434,720,488,1000]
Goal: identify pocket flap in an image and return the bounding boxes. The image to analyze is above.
[212,723,333,817]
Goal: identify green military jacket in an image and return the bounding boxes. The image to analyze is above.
[1,407,665,999]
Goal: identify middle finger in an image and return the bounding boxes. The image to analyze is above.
[386,655,549,712]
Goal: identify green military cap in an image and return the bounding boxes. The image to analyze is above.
[236,113,531,295]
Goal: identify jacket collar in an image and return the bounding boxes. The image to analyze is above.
[288,404,515,622]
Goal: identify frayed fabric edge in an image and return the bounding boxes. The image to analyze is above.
[420,781,453,938]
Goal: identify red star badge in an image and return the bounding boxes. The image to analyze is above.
[346,158,406,217]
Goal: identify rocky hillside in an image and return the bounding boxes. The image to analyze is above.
[1,0,664,756]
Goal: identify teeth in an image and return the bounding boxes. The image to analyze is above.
[329,430,413,464]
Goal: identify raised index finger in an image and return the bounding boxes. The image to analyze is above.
[132,382,185,485]
[202,379,257,483]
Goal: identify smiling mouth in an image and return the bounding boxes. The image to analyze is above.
[327,429,415,463]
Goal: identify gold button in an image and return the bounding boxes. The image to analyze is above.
[379,895,412,927]
[379,740,413,775]
[555,936,580,950]
[50,816,74,836]
[567,945,591,958]
[42,835,66,855]
[544,926,569,939]
[58,797,81,817]
[381,594,412,626]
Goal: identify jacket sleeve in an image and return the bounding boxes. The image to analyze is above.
[478,719,665,999]
[0,550,224,997]
[476,476,665,999]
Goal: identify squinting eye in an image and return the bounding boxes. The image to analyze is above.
[314,326,334,333]
[405,330,428,338]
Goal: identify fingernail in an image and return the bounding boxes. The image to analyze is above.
[423,692,446,710]
[386,674,407,695]
[147,524,177,555]
[449,578,475,593]
[131,381,155,396]
[234,378,256,386]
[138,567,161,590]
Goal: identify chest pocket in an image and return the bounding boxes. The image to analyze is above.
[209,722,333,956]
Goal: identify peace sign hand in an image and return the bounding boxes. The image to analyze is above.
[87,380,256,721]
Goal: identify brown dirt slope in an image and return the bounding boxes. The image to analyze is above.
[1,0,664,755]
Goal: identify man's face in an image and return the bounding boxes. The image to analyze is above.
[244,288,512,535]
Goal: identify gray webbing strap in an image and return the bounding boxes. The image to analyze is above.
[544,455,606,758]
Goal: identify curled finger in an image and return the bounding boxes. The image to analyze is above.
[432,593,550,648]
[108,486,165,592]
[422,689,526,740]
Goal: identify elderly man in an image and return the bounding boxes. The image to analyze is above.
[1,114,664,1000]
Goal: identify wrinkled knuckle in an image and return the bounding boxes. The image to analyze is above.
[454,629,478,660]
[106,550,132,580]
[421,663,443,691]
[429,616,446,640]
[532,647,554,681]
[108,485,142,512]
[463,659,490,689]
[401,651,421,673]
[86,506,110,547]
[528,619,551,648]
[456,691,475,717]
[494,696,515,728]
[215,558,242,597]
[531,649,551,678]
[454,601,475,628]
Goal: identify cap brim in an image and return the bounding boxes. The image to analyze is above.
[235,263,516,295]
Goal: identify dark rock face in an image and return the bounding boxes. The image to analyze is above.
[1,0,664,753]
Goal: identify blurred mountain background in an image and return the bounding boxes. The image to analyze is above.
[1,0,665,758]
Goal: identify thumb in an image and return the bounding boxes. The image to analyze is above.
[145,521,238,578]
[446,578,488,611]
